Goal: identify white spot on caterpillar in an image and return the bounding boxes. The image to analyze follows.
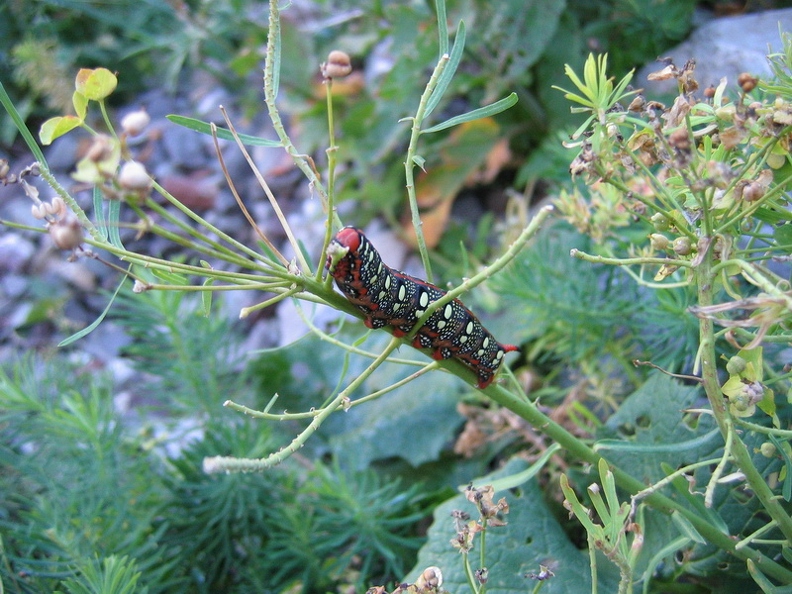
[444,304,453,319]
[419,292,429,308]
[466,321,474,335]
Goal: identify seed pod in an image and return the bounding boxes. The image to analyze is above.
[120,108,150,136]
[118,160,152,195]
[760,442,777,458]
[49,218,83,250]
[322,50,352,79]
[650,212,670,231]
[737,72,757,93]
[672,237,693,256]
[726,356,747,375]
[649,233,669,251]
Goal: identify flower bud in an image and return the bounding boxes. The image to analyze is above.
[120,108,150,136]
[322,50,352,79]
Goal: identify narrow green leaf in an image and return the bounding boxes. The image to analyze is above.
[166,115,282,147]
[412,154,426,171]
[422,92,518,134]
[595,427,721,453]
[59,275,127,346]
[474,444,562,492]
[424,20,466,120]
[0,80,47,165]
[435,0,448,59]
[770,434,792,501]
[108,198,124,250]
[92,185,108,242]
[670,510,706,543]
[665,463,730,534]
[201,280,214,317]
[271,11,282,100]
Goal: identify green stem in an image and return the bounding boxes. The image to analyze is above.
[695,243,792,543]
[203,336,403,472]
[404,54,449,283]
[483,382,792,583]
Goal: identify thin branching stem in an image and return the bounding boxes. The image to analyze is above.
[203,336,403,473]
[403,54,449,283]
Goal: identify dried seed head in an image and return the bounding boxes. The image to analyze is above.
[120,108,151,136]
[48,217,83,250]
[668,128,691,151]
[737,72,757,93]
[703,85,716,99]
[86,134,116,163]
[742,180,766,202]
[322,50,352,79]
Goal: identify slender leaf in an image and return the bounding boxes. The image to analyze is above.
[93,185,108,242]
[59,275,127,346]
[477,443,562,492]
[108,198,124,250]
[424,20,466,119]
[435,0,448,60]
[0,80,48,165]
[422,92,518,134]
[166,115,282,147]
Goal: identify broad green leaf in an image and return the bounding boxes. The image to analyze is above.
[407,459,621,593]
[75,68,118,101]
[166,115,282,147]
[422,92,518,134]
[39,115,82,145]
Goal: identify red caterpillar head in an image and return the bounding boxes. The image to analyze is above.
[327,226,519,389]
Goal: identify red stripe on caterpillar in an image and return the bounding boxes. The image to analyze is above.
[326,226,519,389]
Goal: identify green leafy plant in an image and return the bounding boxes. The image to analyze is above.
[550,47,792,589]
[5,1,792,593]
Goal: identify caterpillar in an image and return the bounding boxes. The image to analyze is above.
[326,226,519,389]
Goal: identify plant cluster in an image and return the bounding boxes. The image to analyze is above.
[4,1,792,593]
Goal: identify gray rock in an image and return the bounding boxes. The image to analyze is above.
[0,233,36,273]
[637,8,792,95]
